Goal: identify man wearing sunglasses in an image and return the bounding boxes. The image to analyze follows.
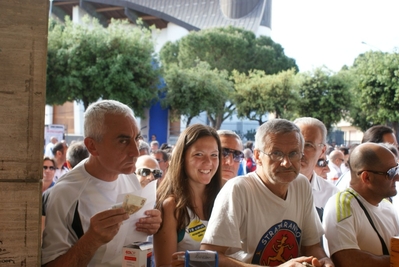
[323,143,399,267]
[294,117,339,222]
[135,155,163,188]
[217,130,244,180]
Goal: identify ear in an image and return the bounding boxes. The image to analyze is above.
[84,137,99,157]
[320,144,327,156]
[359,171,371,185]
[253,149,262,165]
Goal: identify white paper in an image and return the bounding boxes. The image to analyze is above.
[102,180,157,263]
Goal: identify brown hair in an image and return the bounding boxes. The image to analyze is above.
[155,124,222,231]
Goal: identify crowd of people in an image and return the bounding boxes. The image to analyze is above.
[40,99,399,267]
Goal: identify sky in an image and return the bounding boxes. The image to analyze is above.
[271,0,399,72]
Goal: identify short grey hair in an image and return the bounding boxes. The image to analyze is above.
[217,129,243,148]
[66,141,89,168]
[293,117,327,144]
[254,119,303,151]
[84,100,134,142]
[243,148,253,159]
[139,140,150,154]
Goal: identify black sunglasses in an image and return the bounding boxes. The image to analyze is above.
[43,166,56,171]
[222,148,244,162]
[316,159,329,167]
[137,168,163,179]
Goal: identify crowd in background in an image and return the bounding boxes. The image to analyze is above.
[40,100,399,267]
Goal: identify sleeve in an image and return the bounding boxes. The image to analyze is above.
[202,181,244,250]
[41,185,79,265]
[323,195,360,256]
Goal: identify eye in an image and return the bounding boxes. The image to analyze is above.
[211,153,219,158]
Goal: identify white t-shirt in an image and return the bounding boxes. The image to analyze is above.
[202,172,323,265]
[310,172,339,221]
[323,188,399,256]
[335,171,351,192]
[177,208,208,251]
[327,162,342,185]
[42,159,143,267]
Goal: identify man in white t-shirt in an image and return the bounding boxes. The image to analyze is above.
[294,117,339,222]
[200,119,334,267]
[323,143,399,267]
[42,100,161,267]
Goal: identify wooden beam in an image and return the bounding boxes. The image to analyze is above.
[141,15,158,21]
[96,6,123,12]
[53,1,79,6]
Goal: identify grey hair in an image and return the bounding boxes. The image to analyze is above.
[217,129,243,147]
[293,117,327,144]
[84,100,134,141]
[243,148,253,159]
[139,140,150,154]
[254,119,304,151]
[66,141,89,168]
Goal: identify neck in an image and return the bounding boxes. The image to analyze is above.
[257,172,288,200]
[351,186,383,206]
[84,157,119,182]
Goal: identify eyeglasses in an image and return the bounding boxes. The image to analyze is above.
[258,150,303,162]
[43,166,56,171]
[304,142,325,151]
[222,148,244,162]
[357,164,399,180]
[316,159,329,167]
[155,159,165,163]
[137,168,163,179]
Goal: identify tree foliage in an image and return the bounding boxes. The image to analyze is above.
[350,51,399,133]
[296,67,351,131]
[232,69,299,125]
[159,26,297,129]
[162,61,233,127]
[46,17,159,116]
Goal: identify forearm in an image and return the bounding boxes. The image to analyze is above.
[43,234,101,267]
[217,253,254,267]
[301,243,333,267]
[331,250,389,267]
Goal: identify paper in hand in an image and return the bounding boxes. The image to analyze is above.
[112,194,146,215]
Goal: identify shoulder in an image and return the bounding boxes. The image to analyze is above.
[327,189,356,222]
[162,196,177,213]
[316,174,339,192]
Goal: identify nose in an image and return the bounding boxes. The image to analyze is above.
[280,155,292,167]
[224,154,234,165]
[130,140,140,157]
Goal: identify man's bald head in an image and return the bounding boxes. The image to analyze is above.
[135,155,159,170]
[329,150,345,167]
[349,143,395,175]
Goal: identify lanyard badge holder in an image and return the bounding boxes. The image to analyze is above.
[184,250,218,267]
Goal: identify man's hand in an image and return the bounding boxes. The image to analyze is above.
[85,208,129,247]
[136,209,162,234]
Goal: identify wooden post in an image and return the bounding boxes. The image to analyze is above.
[0,1,49,266]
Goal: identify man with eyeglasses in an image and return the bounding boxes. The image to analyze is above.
[323,143,399,267]
[217,130,244,180]
[135,155,163,188]
[201,119,334,267]
[294,117,339,222]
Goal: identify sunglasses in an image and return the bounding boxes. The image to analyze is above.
[137,168,163,179]
[316,159,329,167]
[222,148,244,162]
[358,163,399,180]
[43,166,56,171]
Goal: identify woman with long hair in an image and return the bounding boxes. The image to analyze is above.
[154,124,222,267]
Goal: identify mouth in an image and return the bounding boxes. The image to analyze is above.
[199,169,211,174]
